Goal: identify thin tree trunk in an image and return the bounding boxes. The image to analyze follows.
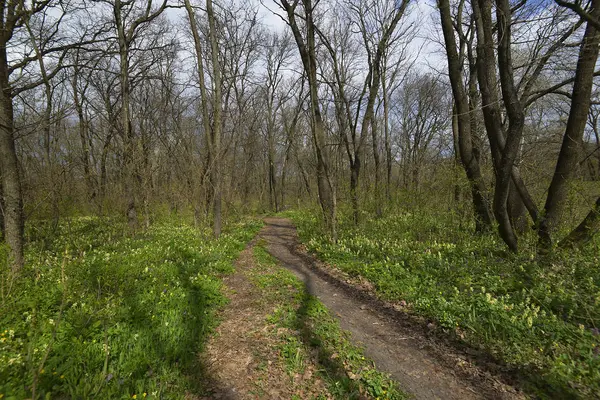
[350,158,360,224]
[115,0,138,231]
[559,196,600,249]
[27,20,59,230]
[282,0,336,239]
[371,115,382,217]
[184,0,214,223]
[451,107,461,204]
[0,176,5,239]
[438,0,493,232]
[206,0,223,238]
[269,150,278,212]
[280,139,292,209]
[267,113,278,212]
[73,75,94,202]
[539,0,600,248]
[382,70,393,202]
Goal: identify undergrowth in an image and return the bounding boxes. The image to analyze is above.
[0,216,262,399]
[283,208,600,399]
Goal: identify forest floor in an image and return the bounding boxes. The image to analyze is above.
[198,217,525,400]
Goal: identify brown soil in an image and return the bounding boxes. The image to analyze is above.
[258,217,526,400]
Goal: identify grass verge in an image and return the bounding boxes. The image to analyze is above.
[282,209,600,399]
[0,216,262,399]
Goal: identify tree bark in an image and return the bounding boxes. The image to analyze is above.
[0,44,24,271]
[539,0,600,248]
[114,0,138,230]
[371,115,382,217]
[438,0,493,232]
[0,176,5,238]
[281,0,337,239]
[382,68,393,202]
[206,0,223,238]
[72,65,95,203]
[472,0,534,250]
[184,0,214,222]
[559,196,600,249]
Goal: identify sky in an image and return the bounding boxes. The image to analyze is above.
[255,0,447,72]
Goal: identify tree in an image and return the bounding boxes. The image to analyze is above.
[438,0,493,232]
[318,0,410,223]
[0,0,86,271]
[540,0,600,248]
[276,0,338,240]
[262,31,292,212]
[206,0,224,237]
[184,0,213,221]
[109,0,170,230]
[394,73,451,191]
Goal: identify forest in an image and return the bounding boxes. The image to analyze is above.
[1,0,599,398]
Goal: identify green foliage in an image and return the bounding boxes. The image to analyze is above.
[0,216,262,399]
[253,243,406,400]
[283,209,600,399]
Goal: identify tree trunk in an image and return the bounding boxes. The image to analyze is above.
[0,44,24,271]
[207,0,223,238]
[494,0,526,252]
[539,0,600,248]
[350,157,360,224]
[508,180,528,234]
[115,0,138,231]
[0,176,5,239]
[438,0,493,232]
[472,0,531,251]
[184,0,214,224]
[280,140,292,209]
[25,18,61,230]
[72,64,95,203]
[382,72,393,202]
[451,107,461,204]
[371,116,383,217]
[269,152,278,212]
[559,196,600,249]
[282,0,336,239]
[267,115,278,212]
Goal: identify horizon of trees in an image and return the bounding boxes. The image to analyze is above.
[1,0,600,273]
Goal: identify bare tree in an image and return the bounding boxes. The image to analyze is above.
[318,0,411,223]
[275,0,337,240]
[184,0,213,221]
[394,73,451,191]
[262,31,292,212]
[206,0,224,237]
[540,0,600,248]
[0,0,88,271]
[438,0,493,232]
[110,0,170,230]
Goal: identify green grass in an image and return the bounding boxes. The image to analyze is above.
[283,208,600,399]
[0,216,262,399]
[252,243,406,400]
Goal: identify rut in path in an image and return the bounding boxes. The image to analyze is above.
[259,217,523,400]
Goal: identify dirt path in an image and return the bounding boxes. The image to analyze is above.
[198,239,332,399]
[259,217,524,400]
